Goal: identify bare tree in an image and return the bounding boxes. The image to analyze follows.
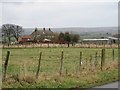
[12,25,23,42]
[2,24,23,45]
[58,32,64,44]
[2,24,13,45]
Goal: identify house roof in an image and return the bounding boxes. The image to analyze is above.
[31,28,54,36]
[44,30,53,35]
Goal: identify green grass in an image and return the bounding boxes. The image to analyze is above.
[2,47,119,88]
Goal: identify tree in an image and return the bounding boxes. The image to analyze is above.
[72,34,80,43]
[64,32,71,47]
[58,32,64,44]
[71,34,80,46]
[49,28,51,31]
[12,25,23,42]
[2,24,13,45]
[2,24,23,45]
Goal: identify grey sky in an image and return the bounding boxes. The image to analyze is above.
[1,0,119,28]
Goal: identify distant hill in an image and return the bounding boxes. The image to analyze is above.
[1,26,118,35]
[0,27,118,39]
[51,27,118,39]
[52,27,118,34]
[1,25,118,35]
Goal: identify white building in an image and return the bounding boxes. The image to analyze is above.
[82,37,118,44]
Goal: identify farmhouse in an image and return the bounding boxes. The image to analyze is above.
[31,28,55,42]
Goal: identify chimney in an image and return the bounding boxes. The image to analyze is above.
[35,28,37,32]
[49,28,51,31]
[43,28,45,31]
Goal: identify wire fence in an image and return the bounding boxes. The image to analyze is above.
[2,47,118,81]
[0,43,118,48]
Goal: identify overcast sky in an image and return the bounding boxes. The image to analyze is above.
[1,0,119,28]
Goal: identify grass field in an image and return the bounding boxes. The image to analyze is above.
[2,47,119,88]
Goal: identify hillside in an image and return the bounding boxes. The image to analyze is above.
[23,27,118,39]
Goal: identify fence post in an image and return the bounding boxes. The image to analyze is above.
[3,44,4,48]
[101,49,105,71]
[94,52,98,67]
[112,49,114,61]
[36,52,42,79]
[103,49,105,64]
[104,44,105,48]
[96,43,97,48]
[3,51,10,81]
[79,52,82,71]
[101,49,103,71]
[65,67,68,75]
[48,42,49,48]
[59,51,63,78]
[90,55,92,66]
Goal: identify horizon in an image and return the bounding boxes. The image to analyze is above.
[1,24,118,28]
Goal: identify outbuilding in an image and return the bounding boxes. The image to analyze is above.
[82,38,109,44]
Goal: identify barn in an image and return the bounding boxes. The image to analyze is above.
[82,38,109,44]
[107,37,118,44]
[82,36,118,45]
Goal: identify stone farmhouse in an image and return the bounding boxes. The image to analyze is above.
[19,28,57,43]
[31,28,55,43]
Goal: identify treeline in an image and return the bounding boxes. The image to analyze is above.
[58,32,80,47]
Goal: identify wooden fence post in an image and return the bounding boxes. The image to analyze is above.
[104,44,105,48]
[112,49,114,61]
[59,51,63,78]
[101,49,105,71]
[48,42,49,48]
[65,67,68,75]
[94,52,98,67]
[103,49,105,64]
[96,43,97,48]
[79,52,82,71]
[90,55,92,66]
[3,44,4,49]
[32,43,34,48]
[36,52,42,79]
[101,49,103,71]
[3,51,10,81]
